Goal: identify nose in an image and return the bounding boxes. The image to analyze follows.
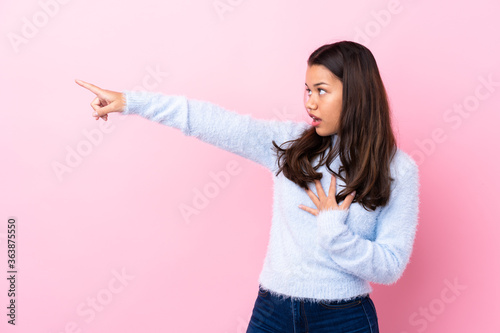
[305,94,317,111]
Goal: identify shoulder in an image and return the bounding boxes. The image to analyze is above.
[390,147,419,182]
[380,147,421,208]
[272,120,311,145]
[290,121,311,138]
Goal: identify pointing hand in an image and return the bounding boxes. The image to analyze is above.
[75,79,126,121]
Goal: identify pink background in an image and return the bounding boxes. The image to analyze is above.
[1,0,499,332]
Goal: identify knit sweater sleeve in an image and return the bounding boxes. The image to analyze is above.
[315,159,420,285]
[121,90,308,171]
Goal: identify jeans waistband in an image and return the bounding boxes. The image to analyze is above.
[258,285,370,304]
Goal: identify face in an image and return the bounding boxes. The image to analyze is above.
[304,64,343,136]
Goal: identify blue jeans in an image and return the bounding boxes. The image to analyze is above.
[246,285,379,332]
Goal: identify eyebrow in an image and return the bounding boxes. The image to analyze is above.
[305,82,330,87]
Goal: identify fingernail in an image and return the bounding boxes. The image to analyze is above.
[351,191,356,196]
[93,112,98,116]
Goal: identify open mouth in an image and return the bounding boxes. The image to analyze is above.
[308,113,322,125]
[308,112,321,121]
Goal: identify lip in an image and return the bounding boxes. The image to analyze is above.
[307,112,322,121]
[308,112,322,127]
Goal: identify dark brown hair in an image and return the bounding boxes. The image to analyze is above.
[272,41,397,211]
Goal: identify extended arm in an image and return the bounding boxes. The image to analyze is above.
[122,90,308,171]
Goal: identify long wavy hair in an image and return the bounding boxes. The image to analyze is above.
[272,41,397,211]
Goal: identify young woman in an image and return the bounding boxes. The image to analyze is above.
[76,40,419,332]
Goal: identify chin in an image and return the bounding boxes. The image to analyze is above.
[315,128,336,137]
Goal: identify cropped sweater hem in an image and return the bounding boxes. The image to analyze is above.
[258,283,370,304]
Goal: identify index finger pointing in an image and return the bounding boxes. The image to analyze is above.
[75,79,103,95]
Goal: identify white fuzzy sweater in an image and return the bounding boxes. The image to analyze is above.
[122,90,420,302]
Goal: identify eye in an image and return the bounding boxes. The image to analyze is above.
[318,88,326,95]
